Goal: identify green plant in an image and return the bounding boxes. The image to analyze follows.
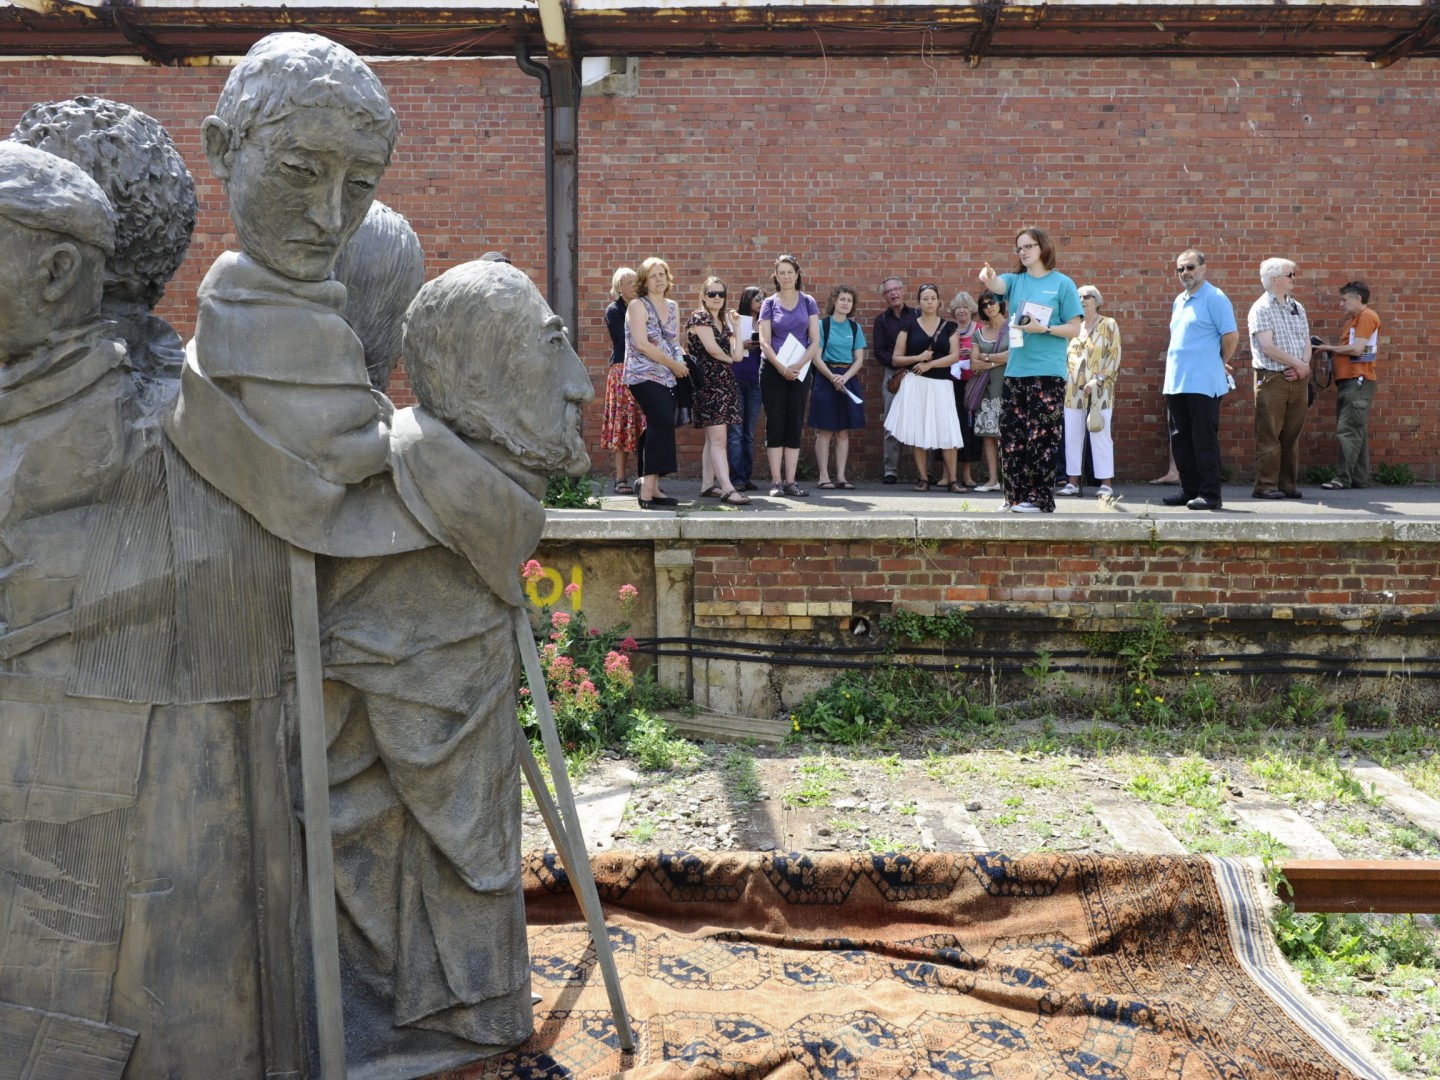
[543,473,599,508]
[880,607,974,653]
[722,748,762,803]
[784,756,847,808]
[1304,464,1336,484]
[1021,650,1059,690]
[623,710,700,772]
[1374,462,1415,486]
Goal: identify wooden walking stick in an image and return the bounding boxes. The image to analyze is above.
[289,547,348,1077]
[513,609,635,1053]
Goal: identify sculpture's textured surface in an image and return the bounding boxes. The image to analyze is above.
[10,96,197,385]
[335,199,425,390]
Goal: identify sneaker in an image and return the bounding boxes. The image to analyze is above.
[1013,501,1043,513]
[996,502,1013,512]
[768,484,785,497]
[784,482,809,497]
[1056,483,1080,496]
[1186,496,1222,511]
[1095,485,1114,497]
[882,473,898,485]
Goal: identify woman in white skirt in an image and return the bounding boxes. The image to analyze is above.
[884,283,964,491]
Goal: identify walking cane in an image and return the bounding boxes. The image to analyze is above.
[512,608,635,1052]
[289,547,348,1077]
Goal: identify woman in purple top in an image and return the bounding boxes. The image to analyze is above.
[726,285,765,491]
[757,254,821,497]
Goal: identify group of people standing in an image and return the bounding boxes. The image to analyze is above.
[600,229,1379,514]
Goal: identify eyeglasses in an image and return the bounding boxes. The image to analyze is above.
[1015,242,1038,254]
[705,290,726,298]
[1175,264,1198,273]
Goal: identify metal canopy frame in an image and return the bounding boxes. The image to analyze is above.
[3,1,1440,68]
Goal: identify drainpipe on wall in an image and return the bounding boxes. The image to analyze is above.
[515,40,580,348]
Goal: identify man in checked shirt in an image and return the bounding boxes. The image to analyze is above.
[1247,257,1311,499]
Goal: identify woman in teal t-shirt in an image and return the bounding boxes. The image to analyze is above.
[977,226,1083,513]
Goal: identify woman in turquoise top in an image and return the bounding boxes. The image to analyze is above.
[978,226,1083,513]
[808,284,867,489]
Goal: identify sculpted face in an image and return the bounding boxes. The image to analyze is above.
[0,221,46,357]
[223,107,387,281]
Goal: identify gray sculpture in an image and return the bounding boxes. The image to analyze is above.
[335,198,425,391]
[10,95,197,388]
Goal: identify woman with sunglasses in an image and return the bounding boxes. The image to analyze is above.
[978,227,1083,512]
[884,283,963,492]
[1059,285,1123,498]
[686,276,750,504]
[758,254,820,497]
[967,291,1009,491]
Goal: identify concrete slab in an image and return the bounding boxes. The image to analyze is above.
[1093,797,1187,854]
[940,803,989,850]
[570,761,638,852]
[1350,761,1440,837]
[1233,800,1342,859]
[667,710,790,745]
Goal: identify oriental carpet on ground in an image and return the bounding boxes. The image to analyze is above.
[432,851,1384,1079]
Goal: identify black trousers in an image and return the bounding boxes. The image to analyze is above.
[760,364,810,449]
[1166,392,1223,502]
[628,380,678,476]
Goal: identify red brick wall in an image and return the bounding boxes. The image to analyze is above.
[689,540,1440,630]
[5,54,1433,478]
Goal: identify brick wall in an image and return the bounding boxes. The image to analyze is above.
[689,539,1440,632]
[5,53,1434,477]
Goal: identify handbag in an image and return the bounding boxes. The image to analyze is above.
[1086,395,1105,433]
[886,368,907,395]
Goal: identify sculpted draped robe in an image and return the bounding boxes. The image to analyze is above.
[165,251,539,1076]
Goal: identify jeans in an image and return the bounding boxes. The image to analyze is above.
[727,379,762,485]
[880,372,902,477]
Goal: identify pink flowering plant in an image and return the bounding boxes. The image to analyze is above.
[518,573,666,752]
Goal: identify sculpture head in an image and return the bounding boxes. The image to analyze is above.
[11,96,196,310]
[0,142,115,360]
[202,32,397,283]
[403,260,593,477]
[333,199,424,390]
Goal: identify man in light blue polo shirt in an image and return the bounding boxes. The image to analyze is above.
[1163,249,1238,511]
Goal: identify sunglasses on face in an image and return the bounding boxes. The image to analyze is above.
[1176,264,1198,273]
[705,290,726,298]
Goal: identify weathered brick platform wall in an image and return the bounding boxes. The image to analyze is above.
[5,54,1435,480]
[537,514,1440,716]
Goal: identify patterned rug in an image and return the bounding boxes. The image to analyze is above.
[432,851,1385,1080]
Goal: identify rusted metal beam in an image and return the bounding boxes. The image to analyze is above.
[967,0,1003,68]
[1281,860,1440,914]
[1369,0,1440,66]
[111,4,176,66]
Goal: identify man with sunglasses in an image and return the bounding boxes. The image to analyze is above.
[1246,258,1311,500]
[1162,250,1238,511]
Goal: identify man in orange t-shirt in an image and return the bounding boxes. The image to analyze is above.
[1320,280,1380,490]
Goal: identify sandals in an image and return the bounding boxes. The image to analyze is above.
[783,482,809,497]
[720,489,751,505]
[700,486,724,498]
[614,479,635,495]
[816,480,837,490]
[1320,480,1346,490]
[913,480,930,492]
[835,480,855,489]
